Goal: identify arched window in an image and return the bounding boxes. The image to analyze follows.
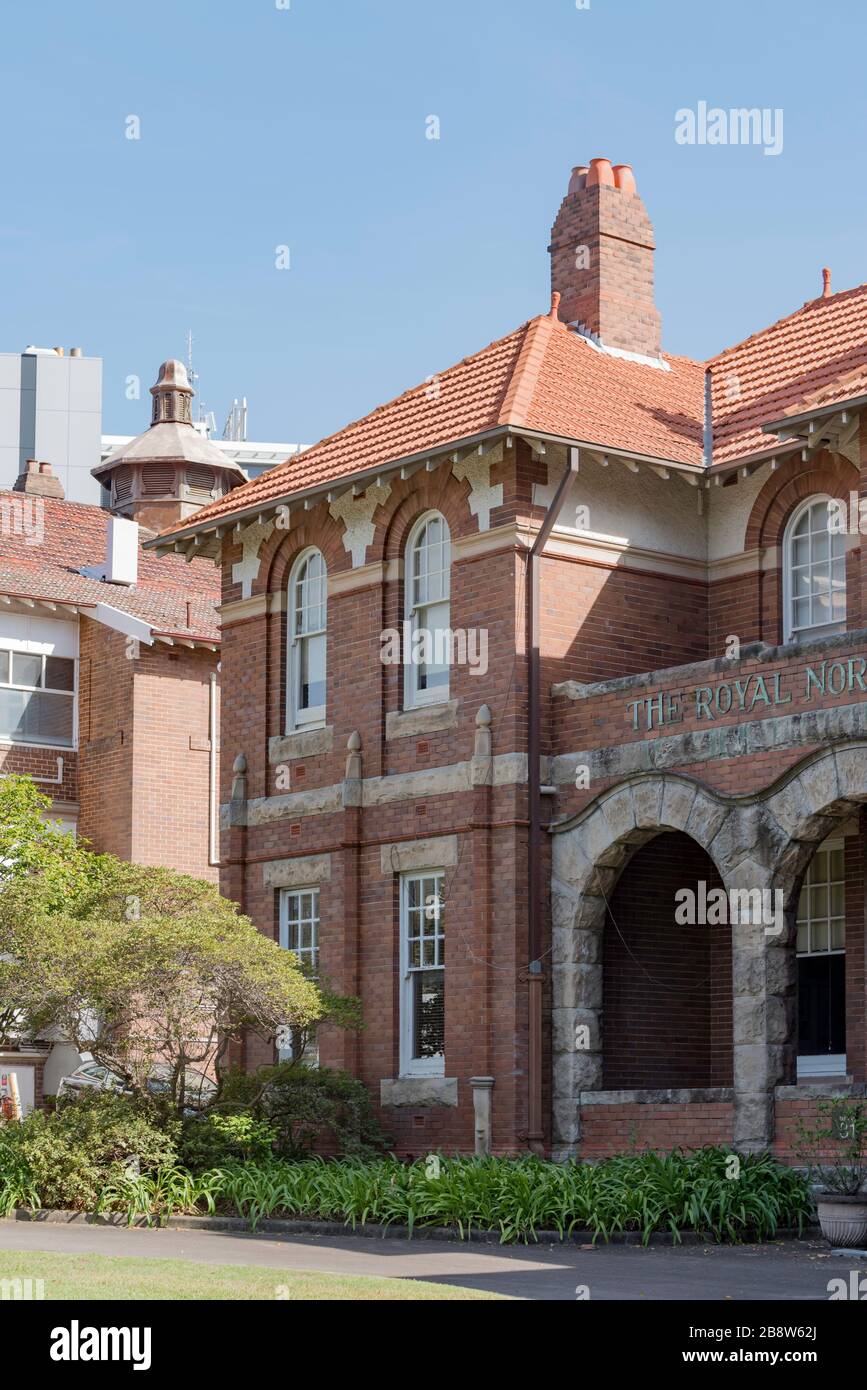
[783,496,846,643]
[287,549,327,729]
[405,512,451,708]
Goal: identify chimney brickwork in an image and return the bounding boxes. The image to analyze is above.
[549,159,661,358]
[12,459,65,499]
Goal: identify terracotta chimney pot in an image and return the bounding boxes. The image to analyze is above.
[586,157,615,188]
[567,165,590,195]
[613,164,637,196]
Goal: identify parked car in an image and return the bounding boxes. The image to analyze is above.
[57,1058,216,1111]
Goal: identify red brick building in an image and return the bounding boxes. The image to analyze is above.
[153,158,867,1160]
[0,360,242,1105]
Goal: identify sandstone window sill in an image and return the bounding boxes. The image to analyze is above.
[380,1077,458,1109]
[269,726,334,763]
[776,1080,862,1100]
[386,700,459,741]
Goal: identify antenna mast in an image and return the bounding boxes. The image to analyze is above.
[185,329,216,437]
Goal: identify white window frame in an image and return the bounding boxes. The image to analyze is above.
[278,886,321,1066]
[399,871,445,1077]
[796,839,846,1078]
[782,495,847,644]
[403,511,451,711]
[0,648,76,749]
[286,548,327,732]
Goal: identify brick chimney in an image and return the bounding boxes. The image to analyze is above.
[549,158,661,358]
[12,459,64,499]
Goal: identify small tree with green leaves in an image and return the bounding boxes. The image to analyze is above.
[0,776,98,1048]
[0,778,337,1116]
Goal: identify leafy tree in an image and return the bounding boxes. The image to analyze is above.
[0,778,332,1115]
[0,776,97,1047]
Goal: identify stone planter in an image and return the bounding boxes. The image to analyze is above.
[816,1194,867,1249]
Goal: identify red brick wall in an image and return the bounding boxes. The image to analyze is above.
[0,743,77,810]
[78,618,135,859]
[220,459,532,1153]
[131,642,218,881]
[580,1102,733,1157]
[78,617,218,880]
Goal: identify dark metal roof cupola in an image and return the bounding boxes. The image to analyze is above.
[93,359,246,531]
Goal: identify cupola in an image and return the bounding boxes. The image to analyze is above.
[92,360,246,530]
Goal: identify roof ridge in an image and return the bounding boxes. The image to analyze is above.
[709,280,867,366]
[496,313,558,427]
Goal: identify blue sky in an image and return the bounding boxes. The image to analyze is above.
[1,0,865,445]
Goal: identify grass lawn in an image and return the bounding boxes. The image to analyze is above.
[0,1249,506,1301]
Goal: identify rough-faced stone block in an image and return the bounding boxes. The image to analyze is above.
[685,794,729,852]
[660,777,697,831]
[633,778,664,828]
[380,1077,458,1108]
[379,835,458,875]
[263,853,332,889]
[268,726,334,764]
[835,746,867,803]
[601,785,636,841]
[385,700,459,741]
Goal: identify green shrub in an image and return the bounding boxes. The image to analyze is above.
[179,1112,278,1170]
[198,1148,811,1243]
[208,1064,386,1163]
[0,1093,177,1212]
[256,1065,386,1160]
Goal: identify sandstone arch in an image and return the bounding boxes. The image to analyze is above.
[550,745,867,1157]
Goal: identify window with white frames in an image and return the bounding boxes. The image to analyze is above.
[783,497,847,643]
[400,872,445,1076]
[278,887,320,1066]
[796,842,846,1077]
[0,650,75,747]
[287,549,327,729]
[404,513,451,709]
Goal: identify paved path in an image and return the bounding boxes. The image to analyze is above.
[2,1221,865,1299]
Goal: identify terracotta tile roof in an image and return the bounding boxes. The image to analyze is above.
[154,313,706,539]
[152,281,867,542]
[0,493,220,641]
[709,282,867,461]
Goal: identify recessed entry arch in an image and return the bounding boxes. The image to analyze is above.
[550,746,867,1156]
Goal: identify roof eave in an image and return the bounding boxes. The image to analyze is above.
[143,426,706,553]
[761,391,867,438]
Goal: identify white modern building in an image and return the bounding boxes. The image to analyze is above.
[0,343,303,509]
[0,347,102,505]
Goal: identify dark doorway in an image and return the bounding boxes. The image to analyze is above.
[602,831,733,1089]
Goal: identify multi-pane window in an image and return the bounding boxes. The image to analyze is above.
[405,513,451,708]
[796,845,845,956]
[400,872,445,1076]
[0,651,75,747]
[784,498,846,642]
[287,549,327,729]
[797,843,846,1072]
[278,888,320,1065]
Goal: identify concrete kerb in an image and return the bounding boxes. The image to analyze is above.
[0,1211,821,1247]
